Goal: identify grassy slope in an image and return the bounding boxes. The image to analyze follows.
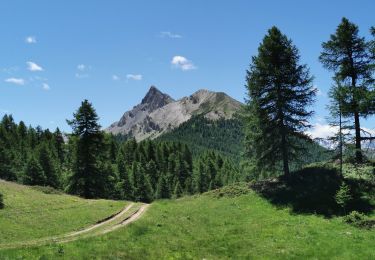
[2,185,375,259]
[0,180,125,245]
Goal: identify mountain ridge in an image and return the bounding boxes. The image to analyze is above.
[106,86,243,140]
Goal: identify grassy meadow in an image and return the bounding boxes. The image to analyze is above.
[0,180,126,246]
[1,183,375,259]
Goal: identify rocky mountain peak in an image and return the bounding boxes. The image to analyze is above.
[106,87,242,141]
[141,86,174,110]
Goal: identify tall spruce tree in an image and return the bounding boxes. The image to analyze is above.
[66,100,107,198]
[244,26,315,176]
[117,153,134,200]
[38,143,60,188]
[23,156,46,186]
[155,175,170,199]
[319,18,375,163]
[133,162,153,203]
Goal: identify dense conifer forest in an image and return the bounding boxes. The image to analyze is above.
[0,103,240,202]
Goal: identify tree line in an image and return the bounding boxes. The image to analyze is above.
[244,18,375,177]
[0,101,240,202]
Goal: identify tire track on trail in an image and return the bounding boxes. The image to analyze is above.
[0,203,150,250]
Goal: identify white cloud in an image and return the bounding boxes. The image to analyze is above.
[112,75,120,81]
[77,64,86,71]
[25,36,36,44]
[5,77,25,85]
[27,61,43,72]
[171,56,196,71]
[42,83,50,90]
[160,31,182,39]
[126,74,142,81]
[306,123,337,139]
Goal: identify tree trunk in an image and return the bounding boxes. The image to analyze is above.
[281,132,290,177]
[354,111,363,163]
[339,102,343,176]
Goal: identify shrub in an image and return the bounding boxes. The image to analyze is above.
[0,192,4,209]
[206,182,251,198]
[344,211,366,225]
[344,211,375,229]
[335,183,352,213]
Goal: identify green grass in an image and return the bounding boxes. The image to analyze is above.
[0,180,125,245]
[1,184,375,259]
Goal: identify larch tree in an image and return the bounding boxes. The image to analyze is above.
[319,18,375,163]
[244,26,315,177]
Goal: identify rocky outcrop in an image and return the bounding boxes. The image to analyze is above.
[106,86,242,140]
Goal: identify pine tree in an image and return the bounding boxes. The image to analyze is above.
[133,163,153,203]
[0,140,16,181]
[319,18,375,163]
[38,144,60,188]
[244,26,315,176]
[173,181,183,198]
[23,156,46,186]
[145,160,158,188]
[66,99,107,198]
[53,128,65,164]
[155,175,170,199]
[193,160,205,193]
[117,156,134,200]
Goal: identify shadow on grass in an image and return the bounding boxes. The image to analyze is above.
[251,166,374,217]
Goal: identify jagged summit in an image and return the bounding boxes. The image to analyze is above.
[141,86,174,108]
[106,86,242,140]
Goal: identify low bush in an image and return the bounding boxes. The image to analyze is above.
[205,182,251,198]
[343,211,375,229]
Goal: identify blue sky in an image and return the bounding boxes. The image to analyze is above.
[0,0,374,137]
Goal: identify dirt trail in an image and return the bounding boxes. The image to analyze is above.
[63,203,134,238]
[0,203,149,249]
[101,204,149,234]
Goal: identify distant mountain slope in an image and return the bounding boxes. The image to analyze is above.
[106,86,242,140]
[157,115,244,161]
[158,115,332,166]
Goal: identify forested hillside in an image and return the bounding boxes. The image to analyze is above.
[157,115,243,161]
[0,104,240,203]
[158,115,331,168]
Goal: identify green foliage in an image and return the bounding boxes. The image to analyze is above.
[205,182,251,198]
[0,114,65,187]
[155,175,170,199]
[173,181,183,198]
[343,211,375,229]
[158,115,243,162]
[23,156,46,186]
[244,26,315,176]
[132,162,153,203]
[319,17,375,163]
[66,100,115,198]
[335,183,352,212]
